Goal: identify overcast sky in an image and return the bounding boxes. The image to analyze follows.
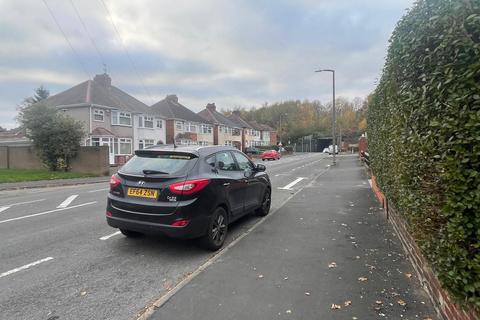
[0,0,414,129]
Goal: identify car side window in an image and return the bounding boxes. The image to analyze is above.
[233,152,254,171]
[206,155,215,168]
[215,151,237,171]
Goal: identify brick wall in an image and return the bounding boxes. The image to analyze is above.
[370,175,478,320]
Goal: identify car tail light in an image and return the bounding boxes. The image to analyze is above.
[110,174,121,190]
[106,210,112,217]
[171,219,189,227]
[168,178,210,195]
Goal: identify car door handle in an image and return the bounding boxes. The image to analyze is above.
[223,182,230,186]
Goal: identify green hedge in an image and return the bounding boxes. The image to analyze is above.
[367,0,480,309]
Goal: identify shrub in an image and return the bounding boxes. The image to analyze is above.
[367,0,480,309]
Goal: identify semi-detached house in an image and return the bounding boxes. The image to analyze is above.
[150,95,214,146]
[36,73,166,164]
[197,103,242,150]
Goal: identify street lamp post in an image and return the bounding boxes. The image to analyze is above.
[315,69,336,165]
[279,113,287,146]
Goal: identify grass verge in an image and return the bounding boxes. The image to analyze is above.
[0,168,97,183]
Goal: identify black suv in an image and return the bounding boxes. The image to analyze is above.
[106,146,271,250]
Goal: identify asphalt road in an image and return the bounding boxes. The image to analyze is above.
[0,152,332,320]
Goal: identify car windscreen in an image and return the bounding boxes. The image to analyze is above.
[119,152,197,176]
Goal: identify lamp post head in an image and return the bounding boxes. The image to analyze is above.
[315,69,334,73]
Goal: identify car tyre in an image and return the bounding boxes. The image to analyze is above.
[255,188,271,217]
[201,207,228,251]
[119,229,143,237]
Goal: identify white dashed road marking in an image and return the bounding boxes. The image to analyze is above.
[57,195,78,208]
[0,257,54,279]
[0,206,10,213]
[278,177,306,190]
[99,231,122,240]
[0,202,97,225]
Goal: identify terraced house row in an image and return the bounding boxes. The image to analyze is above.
[36,73,276,164]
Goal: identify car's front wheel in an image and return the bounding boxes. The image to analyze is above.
[201,207,228,251]
[119,229,143,237]
[255,188,271,217]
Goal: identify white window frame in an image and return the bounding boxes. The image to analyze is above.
[93,109,104,122]
[117,138,132,155]
[112,111,132,126]
[91,137,100,146]
[176,121,184,131]
[185,122,197,133]
[156,119,163,129]
[144,116,154,128]
[201,124,212,134]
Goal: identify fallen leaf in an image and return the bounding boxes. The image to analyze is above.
[405,273,412,278]
[375,300,383,305]
[328,262,337,268]
[397,299,406,306]
[344,300,352,306]
[286,309,292,314]
[80,291,87,296]
[258,274,264,279]
[358,277,368,282]
[284,276,288,280]
[331,304,342,310]
[305,292,311,296]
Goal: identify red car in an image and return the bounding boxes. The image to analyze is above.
[261,150,281,161]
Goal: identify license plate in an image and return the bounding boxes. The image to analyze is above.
[127,187,158,199]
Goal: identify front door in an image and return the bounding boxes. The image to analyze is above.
[100,137,115,164]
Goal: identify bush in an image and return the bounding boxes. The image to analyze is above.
[21,105,85,171]
[367,0,480,309]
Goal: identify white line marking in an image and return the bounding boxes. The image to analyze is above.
[99,231,121,240]
[2,199,47,207]
[0,257,54,279]
[278,177,306,190]
[135,166,331,320]
[88,188,109,193]
[0,206,10,213]
[0,202,97,225]
[57,195,78,208]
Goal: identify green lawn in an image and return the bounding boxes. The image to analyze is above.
[0,168,97,183]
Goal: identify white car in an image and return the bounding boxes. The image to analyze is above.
[322,147,329,153]
[328,145,339,155]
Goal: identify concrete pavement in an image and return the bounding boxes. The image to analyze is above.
[149,155,437,320]
[0,152,334,320]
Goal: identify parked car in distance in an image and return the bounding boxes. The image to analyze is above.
[322,147,329,153]
[261,149,281,161]
[328,145,339,155]
[106,145,271,251]
[245,147,261,155]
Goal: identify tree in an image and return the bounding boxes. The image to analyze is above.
[20,105,84,171]
[17,85,51,124]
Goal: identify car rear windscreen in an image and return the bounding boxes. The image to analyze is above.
[119,152,197,176]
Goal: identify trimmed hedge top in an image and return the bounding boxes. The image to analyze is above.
[368,0,480,309]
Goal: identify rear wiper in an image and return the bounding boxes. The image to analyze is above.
[142,169,168,175]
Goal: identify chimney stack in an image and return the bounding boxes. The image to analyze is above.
[206,103,216,112]
[166,94,178,103]
[93,73,112,88]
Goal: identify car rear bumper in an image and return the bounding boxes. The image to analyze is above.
[106,215,208,239]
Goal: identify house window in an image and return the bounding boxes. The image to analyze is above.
[144,116,154,128]
[138,116,144,127]
[176,121,184,130]
[91,137,100,146]
[112,111,132,126]
[224,140,233,147]
[201,125,212,134]
[186,123,197,133]
[198,141,209,146]
[118,138,132,154]
[156,119,163,128]
[93,109,104,122]
[138,139,154,149]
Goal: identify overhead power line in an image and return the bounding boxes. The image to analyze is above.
[42,0,90,79]
[98,0,154,104]
[68,0,107,70]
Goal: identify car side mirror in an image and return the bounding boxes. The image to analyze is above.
[255,164,266,172]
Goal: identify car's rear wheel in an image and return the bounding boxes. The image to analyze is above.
[201,207,228,251]
[119,229,143,237]
[255,188,271,217]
